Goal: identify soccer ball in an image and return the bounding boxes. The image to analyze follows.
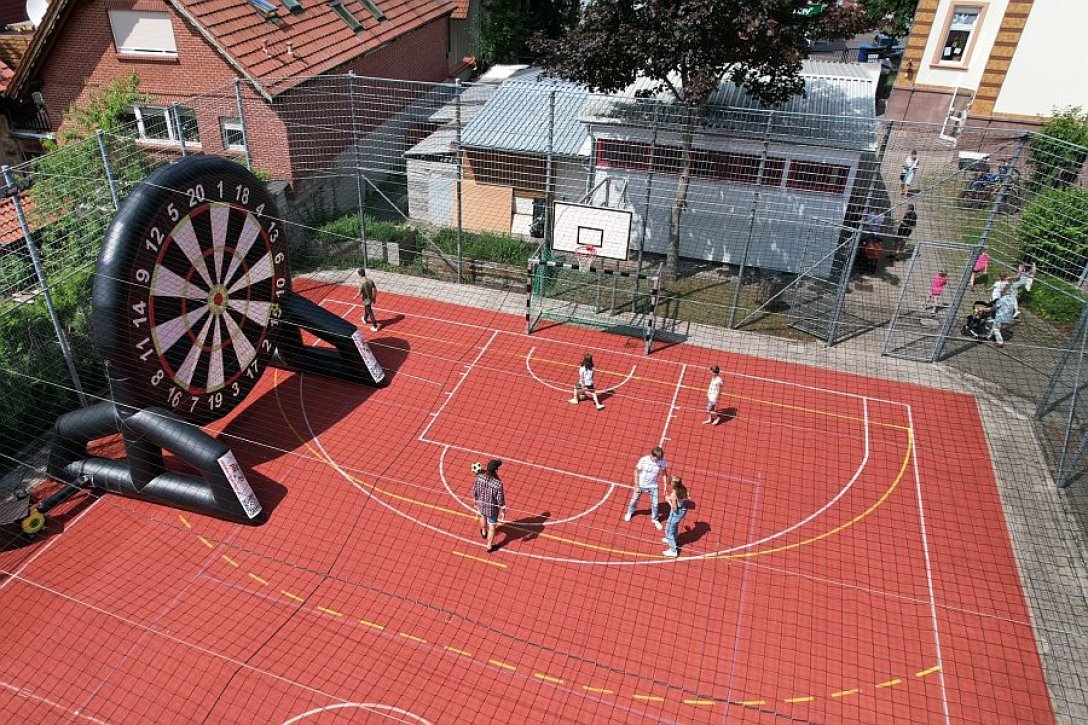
[471,462,483,474]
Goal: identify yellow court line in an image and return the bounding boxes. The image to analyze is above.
[582,686,615,694]
[248,573,268,585]
[915,665,941,678]
[358,619,385,631]
[685,699,717,706]
[876,678,903,688]
[445,646,472,657]
[317,606,342,617]
[736,699,766,707]
[221,555,239,568]
[534,673,565,685]
[399,633,427,643]
[785,696,815,703]
[452,550,508,569]
[281,590,304,603]
[197,536,215,549]
[273,369,915,561]
[178,515,191,530]
[831,688,860,698]
[631,694,664,702]
[488,659,517,671]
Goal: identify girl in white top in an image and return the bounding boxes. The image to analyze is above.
[569,354,605,410]
[900,150,919,197]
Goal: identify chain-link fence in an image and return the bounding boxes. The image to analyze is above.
[2,72,1087,723]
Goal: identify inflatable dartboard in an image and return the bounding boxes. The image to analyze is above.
[44,156,384,526]
[94,156,289,424]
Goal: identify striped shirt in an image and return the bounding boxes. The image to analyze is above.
[472,473,506,520]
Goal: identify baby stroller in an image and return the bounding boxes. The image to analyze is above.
[962,300,995,341]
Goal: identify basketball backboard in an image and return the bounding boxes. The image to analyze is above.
[552,202,632,260]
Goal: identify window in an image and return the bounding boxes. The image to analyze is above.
[329,0,363,31]
[785,161,850,194]
[108,11,177,56]
[940,6,980,64]
[595,139,651,171]
[131,106,201,145]
[220,118,246,150]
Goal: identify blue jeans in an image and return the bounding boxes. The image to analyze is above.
[664,508,688,552]
[627,487,658,520]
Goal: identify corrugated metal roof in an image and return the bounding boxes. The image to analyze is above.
[583,60,879,151]
[460,70,590,157]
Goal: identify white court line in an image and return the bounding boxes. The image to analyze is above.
[322,293,909,407]
[12,576,354,711]
[907,405,951,724]
[438,445,620,525]
[0,493,100,594]
[0,680,109,724]
[658,364,687,446]
[283,703,434,724]
[523,346,637,395]
[416,330,499,443]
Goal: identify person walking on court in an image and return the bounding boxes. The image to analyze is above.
[357,268,380,332]
[569,353,605,410]
[625,446,668,530]
[661,477,690,558]
[703,366,724,425]
[473,459,507,553]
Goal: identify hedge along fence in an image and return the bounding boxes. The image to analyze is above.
[300,213,536,275]
[0,269,102,473]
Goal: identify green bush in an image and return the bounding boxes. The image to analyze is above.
[1016,185,1088,281]
[430,227,533,265]
[1022,276,1085,324]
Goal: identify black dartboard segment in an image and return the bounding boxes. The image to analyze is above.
[94,157,290,425]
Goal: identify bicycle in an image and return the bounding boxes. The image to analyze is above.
[957,163,1023,214]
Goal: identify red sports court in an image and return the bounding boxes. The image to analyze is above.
[0,279,1054,723]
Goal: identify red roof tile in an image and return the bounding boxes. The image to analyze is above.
[174,0,457,96]
[451,0,468,20]
[0,194,34,247]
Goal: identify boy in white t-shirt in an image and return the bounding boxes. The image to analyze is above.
[703,366,723,425]
[624,446,668,529]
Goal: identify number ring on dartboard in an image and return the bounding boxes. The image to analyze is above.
[93,156,291,425]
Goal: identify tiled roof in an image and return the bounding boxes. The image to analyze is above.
[451,0,469,20]
[0,194,34,247]
[6,0,456,99]
[173,0,457,96]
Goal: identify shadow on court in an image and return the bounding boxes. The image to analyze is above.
[677,520,710,548]
[496,511,551,550]
[715,407,738,424]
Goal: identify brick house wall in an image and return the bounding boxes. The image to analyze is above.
[31,0,450,184]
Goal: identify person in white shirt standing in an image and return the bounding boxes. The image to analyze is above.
[568,354,605,410]
[624,446,668,530]
[703,365,723,425]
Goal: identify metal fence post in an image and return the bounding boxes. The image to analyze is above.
[545,89,555,253]
[931,243,983,362]
[978,135,1028,251]
[1037,302,1088,418]
[636,117,659,294]
[826,230,862,345]
[1055,313,1088,487]
[347,72,368,268]
[234,79,253,170]
[96,130,120,211]
[3,166,88,406]
[729,113,774,328]
[454,79,464,283]
[171,103,187,157]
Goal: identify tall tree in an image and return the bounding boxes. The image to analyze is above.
[858,0,916,39]
[536,0,873,276]
[478,0,580,65]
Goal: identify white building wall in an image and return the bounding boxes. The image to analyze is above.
[916,0,1010,93]
[994,1,1088,117]
[588,139,858,275]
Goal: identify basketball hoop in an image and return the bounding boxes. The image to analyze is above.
[575,244,597,270]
